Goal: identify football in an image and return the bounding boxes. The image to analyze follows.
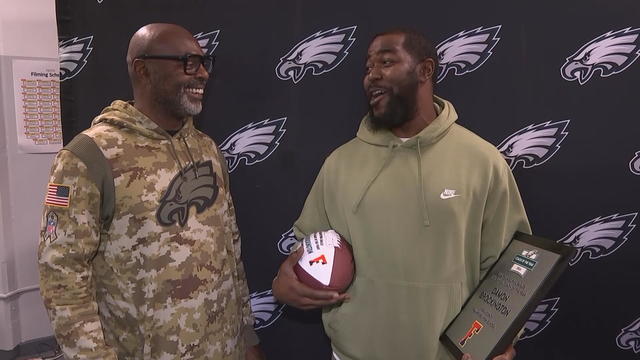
[293,230,355,293]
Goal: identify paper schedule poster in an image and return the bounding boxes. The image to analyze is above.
[12,59,63,153]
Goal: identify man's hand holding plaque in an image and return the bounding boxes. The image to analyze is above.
[440,232,575,360]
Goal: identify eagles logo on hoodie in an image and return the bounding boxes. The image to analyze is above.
[156,161,219,227]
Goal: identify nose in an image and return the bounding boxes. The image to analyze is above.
[366,65,382,82]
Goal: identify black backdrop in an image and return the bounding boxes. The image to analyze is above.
[55,1,640,359]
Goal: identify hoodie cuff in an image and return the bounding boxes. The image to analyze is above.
[244,324,259,346]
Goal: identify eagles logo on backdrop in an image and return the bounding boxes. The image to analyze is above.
[59,35,94,81]
[276,26,356,84]
[558,212,637,266]
[156,161,219,227]
[219,117,287,172]
[277,228,298,255]
[195,30,220,56]
[497,120,570,170]
[520,298,560,340]
[436,25,501,83]
[250,289,285,330]
[561,27,640,85]
[630,151,640,175]
[617,317,640,354]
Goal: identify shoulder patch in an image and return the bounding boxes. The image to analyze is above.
[45,183,71,207]
[42,211,59,243]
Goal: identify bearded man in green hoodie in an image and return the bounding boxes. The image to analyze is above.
[272,29,531,360]
[38,23,264,360]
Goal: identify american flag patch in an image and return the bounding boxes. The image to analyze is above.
[45,183,71,207]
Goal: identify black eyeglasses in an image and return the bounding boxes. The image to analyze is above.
[135,53,215,75]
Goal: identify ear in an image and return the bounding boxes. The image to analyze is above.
[132,58,149,80]
[417,58,435,83]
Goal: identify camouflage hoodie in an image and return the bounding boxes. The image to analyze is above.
[38,100,256,359]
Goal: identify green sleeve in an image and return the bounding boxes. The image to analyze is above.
[479,162,532,278]
[293,161,332,241]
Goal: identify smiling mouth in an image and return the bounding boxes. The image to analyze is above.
[185,87,204,99]
[368,88,388,106]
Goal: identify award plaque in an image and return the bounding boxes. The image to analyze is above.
[440,232,575,360]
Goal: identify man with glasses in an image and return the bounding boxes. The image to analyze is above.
[38,23,264,359]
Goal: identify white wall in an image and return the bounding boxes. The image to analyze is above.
[0,0,59,350]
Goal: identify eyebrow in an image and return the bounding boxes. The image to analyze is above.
[366,48,397,60]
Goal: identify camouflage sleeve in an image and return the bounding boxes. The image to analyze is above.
[38,150,118,360]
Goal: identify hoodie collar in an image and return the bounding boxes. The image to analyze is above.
[351,95,458,227]
[91,100,202,178]
[91,100,196,140]
[356,95,458,148]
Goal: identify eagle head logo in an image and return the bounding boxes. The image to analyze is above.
[219,118,286,172]
[276,26,356,84]
[59,36,94,81]
[436,25,501,83]
[561,27,640,85]
[277,227,299,255]
[558,213,637,266]
[630,151,640,175]
[156,161,219,227]
[250,289,285,330]
[194,30,220,56]
[520,297,560,340]
[497,120,570,170]
[617,317,640,354]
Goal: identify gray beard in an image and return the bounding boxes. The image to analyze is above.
[150,76,203,118]
[178,87,202,116]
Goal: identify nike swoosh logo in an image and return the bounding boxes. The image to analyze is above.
[440,193,461,199]
[440,189,461,200]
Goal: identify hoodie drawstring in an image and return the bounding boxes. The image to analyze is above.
[167,138,187,178]
[181,135,199,178]
[352,143,395,213]
[351,139,431,227]
[166,133,199,178]
[416,137,430,226]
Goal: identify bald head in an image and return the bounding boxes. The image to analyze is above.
[125,23,210,129]
[126,23,202,80]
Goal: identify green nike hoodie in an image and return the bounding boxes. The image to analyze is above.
[294,96,531,360]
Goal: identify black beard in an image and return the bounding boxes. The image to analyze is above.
[367,78,419,132]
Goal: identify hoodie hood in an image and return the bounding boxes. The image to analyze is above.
[356,95,458,147]
[91,100,201,178]
[91,100,196,140]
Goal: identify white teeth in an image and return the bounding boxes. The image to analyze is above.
[186,88,204,95]
[370,89,385,98]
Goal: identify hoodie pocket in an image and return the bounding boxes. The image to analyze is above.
[325,276,461,360]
